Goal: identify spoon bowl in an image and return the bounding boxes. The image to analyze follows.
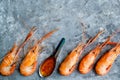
[39,38,65,77]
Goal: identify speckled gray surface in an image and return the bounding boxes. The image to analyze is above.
[0,0,120,80]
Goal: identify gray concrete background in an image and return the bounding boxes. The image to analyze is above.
[0,0,120,80]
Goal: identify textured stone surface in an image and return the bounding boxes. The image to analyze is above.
[0,0,120,80]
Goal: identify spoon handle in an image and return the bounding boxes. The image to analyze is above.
[53,38,65,58]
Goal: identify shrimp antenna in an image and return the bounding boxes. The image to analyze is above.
[85,30,104,49]
[14,26,37,59]
[36,29,58,45]
[81,22,87,44]
[100,27,120,48]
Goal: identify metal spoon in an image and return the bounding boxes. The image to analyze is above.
[39,38,65,77]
